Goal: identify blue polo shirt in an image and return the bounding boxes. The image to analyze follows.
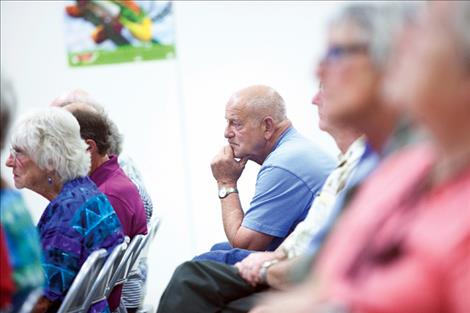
[242,127,335,250]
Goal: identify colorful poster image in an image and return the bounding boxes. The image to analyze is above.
[64,0,175,67]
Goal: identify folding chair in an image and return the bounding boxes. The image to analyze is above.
[110,235,145,291]
[81,238,129,312]
[114,219,161,313]
[57,249,108,313]
[18,287,43,313]
[137,218,161,264]
[127,218,161,279]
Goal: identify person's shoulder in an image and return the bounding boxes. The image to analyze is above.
[103,168,141,201]
[374,143,434,179]
[52,178,102,212]
[354,144,434,201]
[272,129,331,162]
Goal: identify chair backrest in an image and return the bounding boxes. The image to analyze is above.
[105,234,144,296]
[82,238,129,309]
[107,218,161,296]
[137,218,161,262]
[57,249,108,313]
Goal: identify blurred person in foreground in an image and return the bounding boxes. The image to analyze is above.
[0,74,44,312]
[251,2,470,312]
[5,107,124,313]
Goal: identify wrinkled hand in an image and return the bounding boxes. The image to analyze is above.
[211,145,249,185]
[235,251,278,286]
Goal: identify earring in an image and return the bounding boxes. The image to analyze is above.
[47,177,53,185]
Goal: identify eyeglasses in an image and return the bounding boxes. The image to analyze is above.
[322,44,369,63]
[9,147,28,164]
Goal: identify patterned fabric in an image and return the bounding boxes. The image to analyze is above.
[280,137,366,259]
[37,176,124,312]
[0,188,44,308]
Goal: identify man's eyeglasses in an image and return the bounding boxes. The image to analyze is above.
[323,44,368,63]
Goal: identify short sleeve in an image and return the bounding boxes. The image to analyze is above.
[242,166,314,238]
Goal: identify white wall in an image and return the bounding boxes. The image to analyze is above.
[1,1,343,309]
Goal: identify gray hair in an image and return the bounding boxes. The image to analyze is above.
[451,2,470,68]
[1,73,17,150]
[11,108,91,183]
[229,85,287,123]
[53,91,123,155]
[329,3,420,69]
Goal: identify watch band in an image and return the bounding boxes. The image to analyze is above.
[218,186,238,199]
[258,259,279,285]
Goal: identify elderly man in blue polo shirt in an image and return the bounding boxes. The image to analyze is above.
[194,85,335,264]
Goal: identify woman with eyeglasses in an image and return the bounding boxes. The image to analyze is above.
[5,107,124,313]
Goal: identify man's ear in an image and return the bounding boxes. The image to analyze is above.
[85,139,98,155]
[262,116,275,140]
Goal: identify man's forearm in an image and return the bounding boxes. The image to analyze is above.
[266,257,301,290]
[220,192,244,245]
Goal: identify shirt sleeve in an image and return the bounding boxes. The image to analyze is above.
[242,166,314,238]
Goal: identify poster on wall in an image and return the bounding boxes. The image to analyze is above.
[64,0,175,67]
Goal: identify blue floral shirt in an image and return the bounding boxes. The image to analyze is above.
[37,176,124,312]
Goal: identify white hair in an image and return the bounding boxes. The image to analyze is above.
[229,85,287,123]
[11,107,91,183]
[329,3,420,69]
[452,2,470,68]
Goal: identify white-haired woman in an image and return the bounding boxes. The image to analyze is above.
[5,108,124,313]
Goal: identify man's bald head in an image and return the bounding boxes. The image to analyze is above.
[227,85,287,124]
[64,101,99,114]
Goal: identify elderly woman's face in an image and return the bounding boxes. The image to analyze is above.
[318,22,382,126]
[5,147,47,190]
[386,3,468,133]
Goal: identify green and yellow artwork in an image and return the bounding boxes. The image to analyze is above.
[64,0,175,67]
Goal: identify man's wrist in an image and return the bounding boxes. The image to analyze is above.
[258,259,279,285]
[217,181,237,188]
[218,186,239,199]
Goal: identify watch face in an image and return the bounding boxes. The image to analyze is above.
[218,188,227,198]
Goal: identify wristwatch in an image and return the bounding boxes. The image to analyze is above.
[258,259,279,284]
[218,186,238,199]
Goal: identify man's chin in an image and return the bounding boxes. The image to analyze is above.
[232,150,243,159]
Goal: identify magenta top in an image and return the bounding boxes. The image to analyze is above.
[90,155,147,238]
